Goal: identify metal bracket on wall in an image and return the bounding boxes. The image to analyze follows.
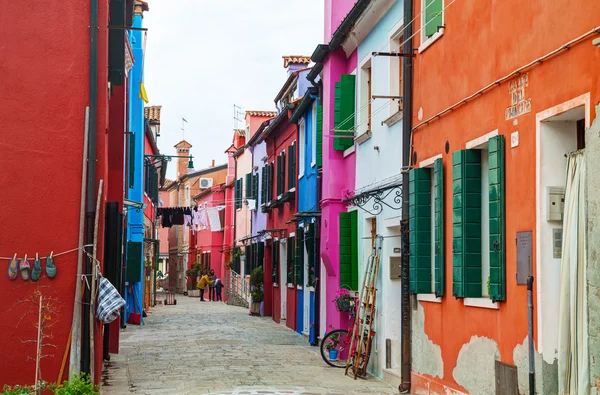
[372,51,416,58]
[344,182,403,216]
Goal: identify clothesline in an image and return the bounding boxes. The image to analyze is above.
[0,245,93,261]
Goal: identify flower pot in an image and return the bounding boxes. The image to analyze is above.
[335,298,352,312]
[250,301,261,315]
[328,349,339,360]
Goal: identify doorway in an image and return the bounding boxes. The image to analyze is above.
[280,242,287,320]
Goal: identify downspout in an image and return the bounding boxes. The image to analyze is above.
[82,0,99,376]
[400,0,413,391]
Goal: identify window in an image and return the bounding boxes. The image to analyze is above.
[408,158,444,296]
[235,178,243,209]
[305,223,316,287]
[245,173,252,200]
[339,211,359,290]
[272,240,280,284]
[287,236,295,284]
[295,226,304,286]
[452,134,506,302]
[390,31,404,114]
[288,142,296,191]
[358,62,372,137]
[299,119,305,178]
[277,151,286,197]
[311,102,317,167]
[421,0,444,49]
[333,74,356,151]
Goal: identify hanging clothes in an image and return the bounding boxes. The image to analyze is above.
[206,208,222,231]
[557,151,589,395]
[171,209,184,225]
[193,207,208,230]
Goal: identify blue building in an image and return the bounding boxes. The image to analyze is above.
[290,86,321,344]
[124,3,148,324]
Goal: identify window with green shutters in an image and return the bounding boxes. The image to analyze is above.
[272,240,279,283]
[305,224,316,287]
[488,135,506,302]
[245,244,253,275]
[424,0,443,39]
[245,173,252,199]
[287,236,295,284]
[408,168,432,294]
[253,173,259,202]
[268,163,274,202]
[316,104,323,167]
[126,241,143,282]
[277,152,286,197]
[339,211,358,290]
[261,166,267,205]
[433,158,445,296]
[452,149,482,298]
[333,74,356,151]
[256,242,264,271]
[295,227,304,286]
[235,179,243,209]
[232,247,241,273]
[288,142,296,191]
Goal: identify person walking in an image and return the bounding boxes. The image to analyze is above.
[214,278,224,302]
[196,272,213,301]
[208,269,217,301]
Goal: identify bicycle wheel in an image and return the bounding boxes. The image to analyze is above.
[320,329,352,368]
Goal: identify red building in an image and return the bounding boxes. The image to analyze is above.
[263,106,298,330]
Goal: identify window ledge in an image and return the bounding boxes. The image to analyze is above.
[464,298,499,310]
[289,187,296,193]
[355,130,372,145]
[384,111,403,127]
[418,29,444,53]
[298,174,304,180]
[417,294,442,303]
[297,285,303,290]
[287,283,295,288]
[343,145,356,158]
[311,161,316,168]
[273,283,279,287]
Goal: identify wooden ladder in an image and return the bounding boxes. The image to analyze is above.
[345,238,382,379]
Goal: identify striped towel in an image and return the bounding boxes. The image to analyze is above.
[96,275,126,324]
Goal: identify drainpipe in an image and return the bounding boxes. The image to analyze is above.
[400,0,413,391]
[82,0,99,376]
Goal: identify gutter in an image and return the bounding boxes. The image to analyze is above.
[262,104,295,140]
[82,0,99,376]
[289,87,318,123]
[400,0,413,391]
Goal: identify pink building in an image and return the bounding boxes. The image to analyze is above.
[192,185,225,281]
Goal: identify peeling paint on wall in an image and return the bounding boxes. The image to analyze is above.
[412,303,444,378]
[453,336,499,395]
[513,336,558,395]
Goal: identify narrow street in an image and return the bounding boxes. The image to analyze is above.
[100,295,398,395]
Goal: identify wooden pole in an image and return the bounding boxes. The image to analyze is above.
[70,107,89,380]
[57,331,72,384]
[90,179,103,381]
[35,295,43,395]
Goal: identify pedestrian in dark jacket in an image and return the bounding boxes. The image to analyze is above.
[215,278,224,302]
[208,269,217,301]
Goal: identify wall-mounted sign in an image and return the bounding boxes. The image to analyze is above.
[505,73,531,120]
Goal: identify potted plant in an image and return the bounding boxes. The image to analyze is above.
[334,288,354,312]
[185,263,201,293]
[249,266,264,315]
[325,326,340,360]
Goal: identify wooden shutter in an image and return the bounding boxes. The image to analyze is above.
[334,74,356,151]
[288,142,296,191]
[287,236,295,284]
[316,104,323,167]
[280,151,286,195]
[268,163,274,202]
[452,149,482,298]
[126,241,143,282]
[488,135,506,302]
[272,240,279,283]
[276,155,282,196]
[253,173,259,202]
[261,166,267,205]
[339,211,358,290]
[408,168,432,294]
[295,226,304,285]
[434,158,445,296]
[245,173,252,199]
[245,244,253,275]
[305,224,315,287]
[425,0,443,38]
[257,241,264,270]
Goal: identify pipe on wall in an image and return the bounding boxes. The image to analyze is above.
[82,0,99,376]
[400,0,413,391]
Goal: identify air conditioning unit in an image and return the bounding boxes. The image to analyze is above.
[199,178,213,189]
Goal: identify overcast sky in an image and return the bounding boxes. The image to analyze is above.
[143,1,325,179]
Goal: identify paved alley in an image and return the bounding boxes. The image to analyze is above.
[100,295,398,395]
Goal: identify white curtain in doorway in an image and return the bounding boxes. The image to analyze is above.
[558,151,589,395]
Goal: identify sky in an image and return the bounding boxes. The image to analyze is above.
[143,0,325,179]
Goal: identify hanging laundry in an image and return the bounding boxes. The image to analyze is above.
[184,214,192,227]
[97,275,126,324]
[247,199,256,211]
[171,210,184,225]
[206,208,222,231]
[193,208,208,230]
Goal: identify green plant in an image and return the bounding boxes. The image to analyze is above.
[325,327,340,351]
[250,266,264,303]
[185,262,201,278]
[53,374,98,395]
[1,384,35,395]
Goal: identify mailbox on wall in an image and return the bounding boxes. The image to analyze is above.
[547,186,565,221]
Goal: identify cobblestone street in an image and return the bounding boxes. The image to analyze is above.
[100,295,398,395]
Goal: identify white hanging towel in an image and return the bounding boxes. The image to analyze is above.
[193,208,209,230]
[247,199,256,211]
[206,208,222,231]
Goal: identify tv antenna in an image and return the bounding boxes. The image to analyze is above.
[181,117,188,140]
[233,104,244,129]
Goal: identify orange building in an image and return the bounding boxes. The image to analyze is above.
[407,0,600,393]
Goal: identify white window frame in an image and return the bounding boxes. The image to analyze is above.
[419,0,445,53]
[357,56,372,139]
[418,154,443,302]
[298,119,305,179]
[463,130,499,310]
[387,21,404,123]
[311,102,317,167]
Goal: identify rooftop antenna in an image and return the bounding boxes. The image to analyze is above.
[181,117,188,140]
[233,104,244,129]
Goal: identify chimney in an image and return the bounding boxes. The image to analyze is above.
[211,159,215,167]
[174,140,193,178]
[282,55,311,77]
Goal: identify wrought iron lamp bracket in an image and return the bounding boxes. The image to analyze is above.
[344,184,403,216]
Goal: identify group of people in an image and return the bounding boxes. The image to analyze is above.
[196,269,224,302]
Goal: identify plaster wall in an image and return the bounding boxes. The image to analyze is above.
[235,149,253,274]
[251,140,268,237]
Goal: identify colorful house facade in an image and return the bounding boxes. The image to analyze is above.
[407,0,600,393]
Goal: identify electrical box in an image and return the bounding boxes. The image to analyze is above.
[546,186,565,221]
[553,228,562,259]
[390,256,402,279]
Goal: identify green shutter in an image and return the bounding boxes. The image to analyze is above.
[409,168,432,294]
[272,241,279,283]
[253,173,259,202]
[257,242,264,271]
[268,163,274,202]
[126,241,143,282]
[295,227,304,286]
[261,166,267,205]
[488,135,506,302]
[434,159,445,296]
[339,211,358,290]
[316,104,323,167]
[276,155,282,196]
[128,133,135,188]
[452,149,482,298]
[245,244,253,275]
[288,143,296,191]
[305,224,315,287]
[425,0,443,38]
[334,75,356,151]
[245,173,252,199]
[287,237,295,284]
